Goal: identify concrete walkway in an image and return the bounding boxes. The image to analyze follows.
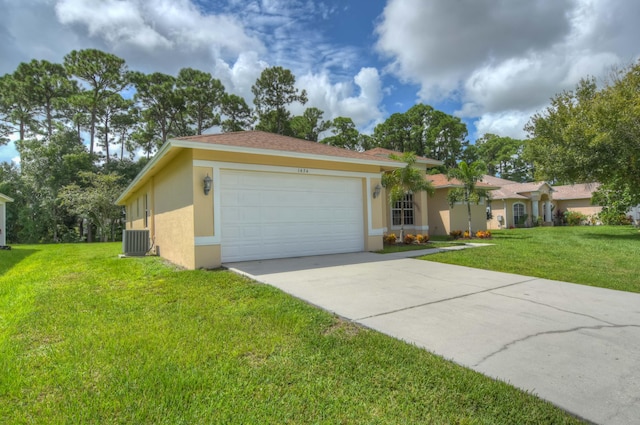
[227,249,640,425]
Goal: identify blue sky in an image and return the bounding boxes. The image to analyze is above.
[1,0,639,164]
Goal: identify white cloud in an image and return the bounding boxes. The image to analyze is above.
[55,0,172,50]
[376,0,640,139]
[473,110,534,140]
[298,67,385,131]
[54,0,264,58]
[214,52,268,102]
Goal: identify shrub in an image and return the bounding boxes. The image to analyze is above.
[475,230,492,239]
[516,214,529,228]
[416,234,430,243]
[383,233,397,245]
[554,209,566,226]
[404,234,416,244]
[463,230,471,239]
[598,210,632,225]
[450,230,463,239]
[565,211,587,226]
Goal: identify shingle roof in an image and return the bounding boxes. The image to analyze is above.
[362,147,442,166]
[470,175,598,201]
[427,174,500,189]
[482,175,553,200]
[176,131,399,163]
[552,183,599,200]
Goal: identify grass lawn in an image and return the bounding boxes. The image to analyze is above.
[0,244,583,424]
[420,225,640,293]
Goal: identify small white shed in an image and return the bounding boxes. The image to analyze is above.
[0,193,13,246]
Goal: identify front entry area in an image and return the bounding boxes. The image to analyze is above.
[220,169,365,262]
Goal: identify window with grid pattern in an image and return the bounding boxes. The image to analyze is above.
[392,193,414,226]
[513,203,526,225]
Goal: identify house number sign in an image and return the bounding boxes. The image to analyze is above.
[298,168,309,174]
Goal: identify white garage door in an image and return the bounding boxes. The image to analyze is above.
[220,169,364,262]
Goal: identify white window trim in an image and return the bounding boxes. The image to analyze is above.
[513,202,526,225]
[390,193,414,229]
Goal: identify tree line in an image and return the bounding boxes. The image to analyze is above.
[4,48,634,243]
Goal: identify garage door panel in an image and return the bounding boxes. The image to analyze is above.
[221,170,364,262]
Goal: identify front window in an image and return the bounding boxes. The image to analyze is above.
[392,193,414,226]
[513,203,526,226]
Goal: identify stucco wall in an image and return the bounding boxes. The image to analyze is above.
[194,150,382,174]
[488,199,532,229]
[449,200,488,234]
[555,200,602,218]
[193,166,214,238]
[152,150,195,269]
[384,192,431,237]
[427,190,451,236]
[365,177,384,251]
[0,201,6,246]
[195,244,221,269]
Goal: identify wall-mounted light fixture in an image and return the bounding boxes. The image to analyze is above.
[373,184,382,199]
[203,174,212,195]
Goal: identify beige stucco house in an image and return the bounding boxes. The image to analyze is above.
[426,174,500,236]
[484,175,601,228]
[116,131,443,269]
[484,175,554,229]
[0,193,13,246]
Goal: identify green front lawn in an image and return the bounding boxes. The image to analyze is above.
[420,226,640,293]
[0,244,582,424]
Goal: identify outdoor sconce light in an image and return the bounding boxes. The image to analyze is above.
[203,174,212,195]
[373,184,382,199]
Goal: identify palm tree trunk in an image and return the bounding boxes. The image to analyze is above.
[466,190,472,236]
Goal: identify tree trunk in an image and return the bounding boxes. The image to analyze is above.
[466,192,473,236]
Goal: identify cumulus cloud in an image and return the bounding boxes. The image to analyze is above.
[214,52,268,102]
[54,0,264,57]
[376,0,640,138]
[298,67,385,130]
[473,110,535,140]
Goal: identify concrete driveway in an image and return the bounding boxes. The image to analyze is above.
[227,250,640,425]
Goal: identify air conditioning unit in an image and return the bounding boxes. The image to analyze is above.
[122,230,149,256]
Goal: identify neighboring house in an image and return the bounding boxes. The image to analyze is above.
[117,131,425,269]
[552,183,602,222]
[426,174,500,236]
[629,205,640,225]
[362,147,442,237]
[483,175,554,229]
[484,175,602,228]
[0,193,13,246]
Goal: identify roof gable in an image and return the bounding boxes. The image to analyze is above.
[177,131,399,163]
[363,147,442,166]
[552,183,599,200]
[428,174,500,189]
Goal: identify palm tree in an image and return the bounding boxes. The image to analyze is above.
[382,152,435,241]
[447,160,489,236]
